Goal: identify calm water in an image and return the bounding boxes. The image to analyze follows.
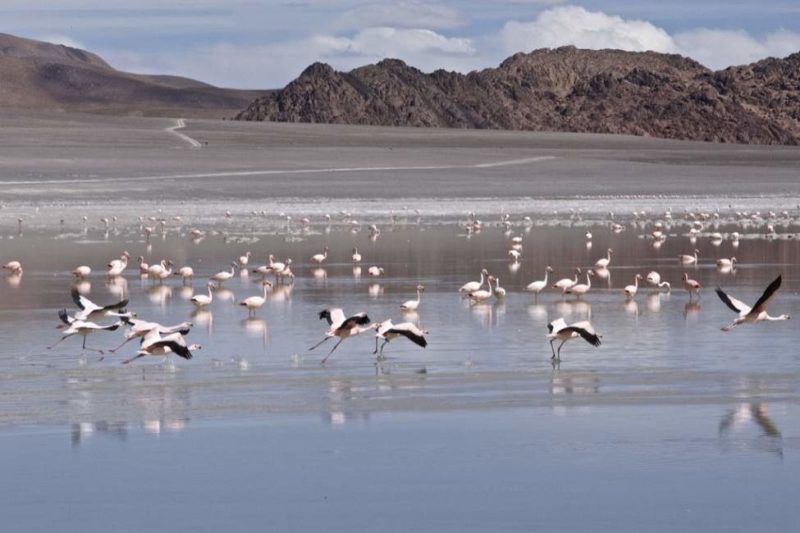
[1,202,799,531]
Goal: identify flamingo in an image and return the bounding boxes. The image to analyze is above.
[460,269,489,293]
[309,309,372,364]
[373,320,428,356]
[121,330,200,365]
[553,268,581,293]
[683,273,702,299]
[565,270,594,298]
[138,256,149,275]
[107,251,129,277]
[508,250,521,262]
[69,288,132,322]
[715,275,790,331]
[110,317,193,352]
[679,249,700,265]
[175,266,194,283]
[468,277,494,303]
[546,318,602,360]
[311,247,329,264]
[368,266,385,277]
[493,276,506,299]
[526,266,553,296]
[239,281,273,316]
[716,257,737,268]
[624,274,643,298]
[646,271,671,291]
[49,310,122,355]
[72,265,91,278]
[148,260,173,283]
[191,282,214,307]
[400,285,424,311]
[352,248,362,263]
[3,260,23,273]
[595,249,613,269]
[238,251,252,268]
[210,263,237,285]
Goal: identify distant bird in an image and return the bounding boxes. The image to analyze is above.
[190,282,214,307]
[2,260,23,273]
[595,249,613,269]
[546,318,602,360]
[239,281,273,316]
[107,251,130,277]
[311,247,329,264]
[72,265,91,278]
[585,231,592,241]
[624,274,643,298]
[679,249,700,265]
[715,275,790,332]
[49,310,121,354]
[492,276,506,299]
[683,273,702,299]
[400,284,424,311]
[508,249,521,262]
[121,330,200,365]
[69,288,131,322]
[716,257,737,268]
[238,251,252,268]
[373,319,428,356]
[646,271,671,291]
[553,268,581,293]
[309,308,372,364]
[368,266,385,277]
[351,248,362,263]
[460,269,488,293]
[565,270,594,298]
[210,263,237,285]
[526,266,553,296]
[175,265,194,283]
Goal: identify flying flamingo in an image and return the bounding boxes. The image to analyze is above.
[49,310,122,355]
[309,308,372,364]
[121,330,200,365]
[373,320,428,356]
[715,275,790,331]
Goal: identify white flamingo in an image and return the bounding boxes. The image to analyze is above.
[210,263,237,285]
[546,318,602,360]
[49,310,122,355]
[175,266,194,283]
[400,285,425,311]
[368,266,385,277]
[469,277,494,303]
[72,265,91,278]
[111,317,193,352]
[69,288,132,321]
[595,249,613,269]
[646,271,671,291]
[107,251,130,277]
[352,248,362,263]
[565,270,594,298]
[238,251,252,268]
[493,276,506,299]
[239,281,273,316]
[683,273,702,299]
[190,282,214,307]
[624,274,643,298]
[460,269,488,293]
[716,257,737,268]
[311,247,329,264]
[716,275,790,331]
[121,329,200,365]
[553,268,581,293]
[526,266,553,296]
[2,260,23,273]
[679,249,700,265]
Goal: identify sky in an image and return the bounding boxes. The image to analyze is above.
[3,1,800,88]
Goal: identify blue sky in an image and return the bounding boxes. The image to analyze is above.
[3,1,800,88]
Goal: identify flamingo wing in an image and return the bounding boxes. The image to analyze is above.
[319,308,345,327]
[338,313,370,331]
[714,288,750,315]
[70,288,99,312]
[57,308,74,325]
[148,340,194,360]
[750,275,782,315]
[547,318,568,334]
[388,322,428,348]
[561,326,602,347]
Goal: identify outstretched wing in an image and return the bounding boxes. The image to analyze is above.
[70,288,97,312]
[338,313,370,331]
[389,322,428,348]
[715,288,750,315]
[561,326,602,347]
[750,275,782,315]
[101,298,129,312]
[149,340,193,360]
[547,317,568,334]
[319,308,345,326]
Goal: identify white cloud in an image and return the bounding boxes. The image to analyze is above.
[332,1,467,31]
[674,28,800,68]
[501,5,677,54]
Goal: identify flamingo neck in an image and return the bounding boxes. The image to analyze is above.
[764,314,788,321]
[542,270,549,285]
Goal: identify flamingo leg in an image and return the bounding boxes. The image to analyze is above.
[549,339,557,359]
[321,338,345,365]
[373,336,379,355]
[109,336,134,353]
[122,353,147,365]
[378,339,389,356]
[308,336,331,351]
[556,340,566,359]
[47,335,71,350]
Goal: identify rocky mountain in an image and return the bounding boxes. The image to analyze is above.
[236,47,800,145]
[0,33,265,117]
